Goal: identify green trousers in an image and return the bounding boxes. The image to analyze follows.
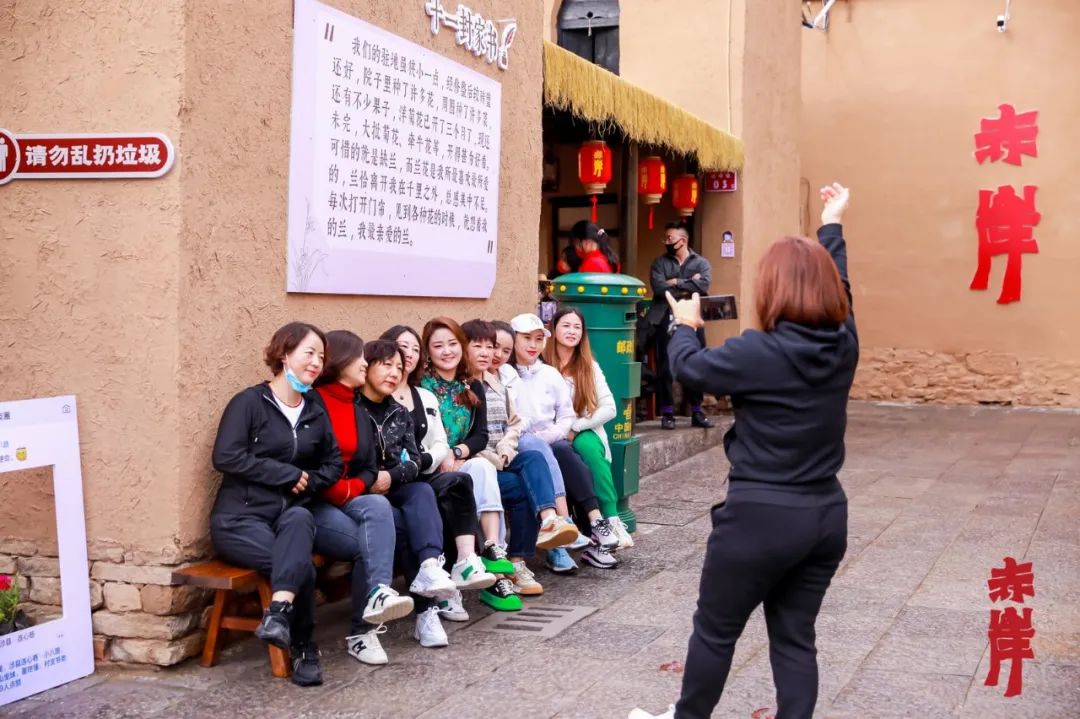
[573,429,618,519]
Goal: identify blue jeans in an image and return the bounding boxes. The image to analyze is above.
[310,495,395,634]
[497,450,557,558]
[519,434,566,498]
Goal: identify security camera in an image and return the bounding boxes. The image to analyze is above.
[996,14,1007,32]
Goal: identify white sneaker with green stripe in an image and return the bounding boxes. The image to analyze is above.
[437,590,470,622]
[450,553,496,591]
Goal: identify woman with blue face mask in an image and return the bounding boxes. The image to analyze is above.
[209,322,344,687]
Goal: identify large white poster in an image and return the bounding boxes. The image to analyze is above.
[287,0,503,297]
[0,396,93,706]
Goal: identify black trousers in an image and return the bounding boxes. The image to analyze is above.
[550,439,599,516]
[655,316,705,412]
[427,471,478,558]
[210,506,318,645]
[676,495,848,719]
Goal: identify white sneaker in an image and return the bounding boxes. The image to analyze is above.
[565,518,591,550]
[450,554,497,591]
[410,556,458,599]
[346,625,388,665]
[437,590,470,622]
[609,516,635,550]
[582,543,618,569]
[628,705,674,719]
[362,584,415,625]
[510,560,544,596]
[414,606,449,648]
[590,517,620,551]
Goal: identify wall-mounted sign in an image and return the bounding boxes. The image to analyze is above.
[425,1,517,70]
[721,230,736,258]
[0,396,93,707]
[704,170,737,193]
[287,0,502,297]
[0,130,174,186]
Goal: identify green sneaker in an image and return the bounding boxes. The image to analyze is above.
[480,541,515,575]
[479,578,522,612]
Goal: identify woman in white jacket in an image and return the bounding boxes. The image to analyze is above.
[546,308,635,566]
[508,313,620,573]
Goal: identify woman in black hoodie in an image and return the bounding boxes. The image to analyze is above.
[633,184,857,719]
[210,322,343,687]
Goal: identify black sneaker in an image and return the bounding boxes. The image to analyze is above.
[480,541,515,574]
[479,578,522,612]
[290,641,323,686]
[691,411,714,429]
[254,600,293,650]
[660,414,676,430]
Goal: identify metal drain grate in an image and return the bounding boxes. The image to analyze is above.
[468,604,596,638]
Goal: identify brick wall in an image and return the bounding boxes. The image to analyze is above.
[1,537,208,666]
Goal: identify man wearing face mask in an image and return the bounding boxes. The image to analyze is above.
[646,222,714,430]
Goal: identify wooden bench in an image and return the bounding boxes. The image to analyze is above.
[172,555,328,678]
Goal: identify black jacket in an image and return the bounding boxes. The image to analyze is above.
[461,379,490,458]
[359,394,421,489]
[668,224,858,505]
[647,249,712,325]
[211,383,343,520]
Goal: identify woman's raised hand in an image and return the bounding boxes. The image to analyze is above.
[820,182,850,226]
[666,292,704,330]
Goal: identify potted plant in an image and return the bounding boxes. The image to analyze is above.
[0,574,32,636]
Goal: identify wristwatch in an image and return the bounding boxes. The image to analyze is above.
[452,446,463,459]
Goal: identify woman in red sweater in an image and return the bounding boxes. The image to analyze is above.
[571,220,622,273]
[309,331,416,666]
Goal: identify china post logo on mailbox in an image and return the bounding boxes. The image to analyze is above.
[15,447,26,461]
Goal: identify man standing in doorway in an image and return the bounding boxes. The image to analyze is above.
[647,221,715,430]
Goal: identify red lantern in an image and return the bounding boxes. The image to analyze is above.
[672,174,700,217]
[578,140,613,222]
[638,155,667,229]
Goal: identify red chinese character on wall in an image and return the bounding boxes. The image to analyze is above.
[974,103,1039,166]
[970,185,1040,304]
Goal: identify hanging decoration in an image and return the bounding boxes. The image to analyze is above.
[577,140,613,222]
[671,174,700,217]
[638,155,667,229]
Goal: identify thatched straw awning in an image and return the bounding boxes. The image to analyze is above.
[542,41,744,171]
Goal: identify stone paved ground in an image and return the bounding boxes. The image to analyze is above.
[6,403,1079,718]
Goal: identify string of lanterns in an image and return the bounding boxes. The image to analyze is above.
[577,141,700,229]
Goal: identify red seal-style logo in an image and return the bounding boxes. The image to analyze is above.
[0,128,20,186]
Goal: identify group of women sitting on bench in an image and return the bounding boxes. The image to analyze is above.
[209,311,635,685]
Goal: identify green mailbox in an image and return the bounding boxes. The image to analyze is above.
[552,272,647,532]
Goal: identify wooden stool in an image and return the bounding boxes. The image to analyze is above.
[172,555,326,678]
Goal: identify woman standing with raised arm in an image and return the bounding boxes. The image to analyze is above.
[631,184,857,719]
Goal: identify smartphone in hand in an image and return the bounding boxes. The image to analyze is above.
[700,294,738,321]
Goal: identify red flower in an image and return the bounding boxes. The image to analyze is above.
[0,576,11,591]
